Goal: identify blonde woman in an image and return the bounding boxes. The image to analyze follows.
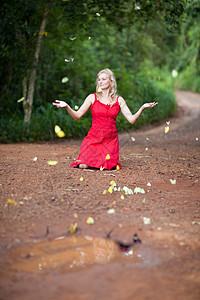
[53,68,158,170]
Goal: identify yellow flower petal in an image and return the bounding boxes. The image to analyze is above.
[7,199,18,206]
[80,177,83,182]
[48,161,58,166]
[74,213,78,218]
[103,190,107,194]
[57,130,65,138]
[54,125,61,133]
[165,126,169,134]
[121,195,124,200]
[110,180,115,185]
[116,165,120,170]
[69,223,78,234]
[86,217,94,225]
[108,187,113,193]
[105,154,110,160]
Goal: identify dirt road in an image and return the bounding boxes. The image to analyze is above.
[0,90,200,300]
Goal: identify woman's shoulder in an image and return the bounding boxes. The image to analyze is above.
[116,95,125,105]
[85,93,96,104]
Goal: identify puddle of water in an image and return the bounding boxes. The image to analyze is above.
[1,234,159,276]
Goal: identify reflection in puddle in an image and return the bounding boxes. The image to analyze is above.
[1,235,158,275]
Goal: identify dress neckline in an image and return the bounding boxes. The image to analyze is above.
[94,93,119,106]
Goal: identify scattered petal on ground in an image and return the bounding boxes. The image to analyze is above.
[147,182,151,186]
[170,179,176,184]
[143,217,151,224]
[134,187,145,194]
[48,161,58,166]
[108,187,113,194]
[33,157,37,161]
[131,137,135,142]
[86,217,94,225]
[69,223,78,234]
[80,177,83,182]
[121,195,124,200]
[103,190,106,194]
[7,199,18,206]
[107,209,115,214]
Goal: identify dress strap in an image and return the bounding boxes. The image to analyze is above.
[116,95,120,103]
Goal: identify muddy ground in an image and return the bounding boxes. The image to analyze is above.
[0,90,200,300]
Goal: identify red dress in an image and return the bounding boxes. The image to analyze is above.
[70,93,122,170]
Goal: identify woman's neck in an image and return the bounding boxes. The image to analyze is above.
[101,89,110,98]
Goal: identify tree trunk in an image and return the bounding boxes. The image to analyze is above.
[23,3,50,124]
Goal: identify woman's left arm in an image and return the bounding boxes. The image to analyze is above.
[119,96,158,124]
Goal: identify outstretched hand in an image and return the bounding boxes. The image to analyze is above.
[52,100,68,108]
[142,102,158,109]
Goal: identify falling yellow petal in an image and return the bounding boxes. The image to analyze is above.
[108,187,113,193]
[17,97,24,103]
[116,165,120,170]
[7,199,18,206]
[165,126,169,134]
[62,77,69,83]
[48,161,58,166]
[121,195,124,200]
[106,154,110,160]
[80,177,83,182]
[103,190,107,194]
[54,125,61,133]
[57,130,65,138]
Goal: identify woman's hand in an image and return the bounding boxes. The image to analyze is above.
[142,102,158,109]
[52,100,68,108]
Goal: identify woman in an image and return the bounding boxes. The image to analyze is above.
[53,68,158,170]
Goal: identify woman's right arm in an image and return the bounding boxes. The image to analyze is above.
[52,94,94,120]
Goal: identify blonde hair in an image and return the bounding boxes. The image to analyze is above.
[96,68,117,101]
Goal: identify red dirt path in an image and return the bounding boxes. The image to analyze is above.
[0,90,200,300]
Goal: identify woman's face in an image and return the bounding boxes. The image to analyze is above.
[98,73,110,90]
